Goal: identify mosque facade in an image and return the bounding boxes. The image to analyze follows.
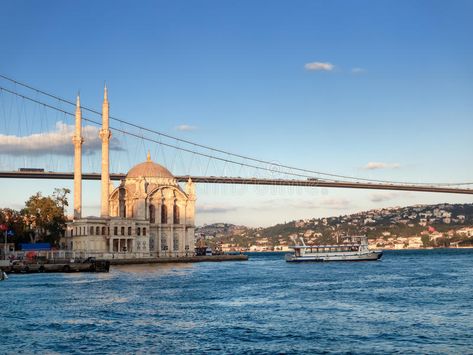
[64,88,196,258]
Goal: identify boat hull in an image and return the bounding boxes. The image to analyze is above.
[286,251,383,262]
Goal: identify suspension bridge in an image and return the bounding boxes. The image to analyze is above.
[0,74,472,196]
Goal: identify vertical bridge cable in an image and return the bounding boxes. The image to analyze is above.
[0,78,471,187]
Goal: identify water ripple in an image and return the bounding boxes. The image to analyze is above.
[1,249,473,354]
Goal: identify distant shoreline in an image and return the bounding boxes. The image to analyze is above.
[236,246,473,253]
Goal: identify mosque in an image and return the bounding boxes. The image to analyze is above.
[64,88,196,258]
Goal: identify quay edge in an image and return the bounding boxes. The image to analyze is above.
[109,254,249,265]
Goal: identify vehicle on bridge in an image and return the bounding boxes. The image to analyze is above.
[18,168,45,172]
[286,235,383,262]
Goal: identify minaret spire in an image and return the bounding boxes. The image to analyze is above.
[99,84,111,217]
[72,93,84,219]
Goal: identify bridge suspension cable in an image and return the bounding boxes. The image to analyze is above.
[0,74,471,187]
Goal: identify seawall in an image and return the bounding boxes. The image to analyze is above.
[109,254,248,265]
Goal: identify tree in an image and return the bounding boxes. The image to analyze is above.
[421,234,431,248]
[0,208,27,246]
[21,190,70,246]
[53,188,70,213]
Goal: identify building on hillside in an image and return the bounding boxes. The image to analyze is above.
[457,227,473,237]
[63,88,196,258]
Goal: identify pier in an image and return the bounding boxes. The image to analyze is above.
[108,254,248,265]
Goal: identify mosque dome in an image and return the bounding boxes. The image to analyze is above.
[126,154,174,179]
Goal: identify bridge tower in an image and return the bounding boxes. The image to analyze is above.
[72,94,84,219]
[99,85,111,218]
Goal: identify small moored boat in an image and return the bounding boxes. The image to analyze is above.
[286,235,383,262]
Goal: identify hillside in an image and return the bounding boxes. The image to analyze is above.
[196,203,473,251]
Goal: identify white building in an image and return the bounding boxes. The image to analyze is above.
[64,88,196,258]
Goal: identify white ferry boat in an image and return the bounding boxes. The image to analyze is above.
[285,235,383,262]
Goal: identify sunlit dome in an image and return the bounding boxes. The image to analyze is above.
[126,154,174,179]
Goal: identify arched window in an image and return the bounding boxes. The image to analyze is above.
[137,227,141,236]
[119,188,126,218]
[90,226,94,235]
[102,226,106,235]
[96,226,100,235]
[121,226,125,236]
[128,226,132,236]
[149,205,155,224]
[143,228,147,236]
[173,204,180,224]
[161,231,168,251]
[161,204,168,224]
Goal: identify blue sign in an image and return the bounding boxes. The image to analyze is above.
[19,243,51,251]
[7,230,14,237]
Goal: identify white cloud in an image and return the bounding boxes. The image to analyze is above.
[251,197,352,211]
[319,197,352,210]
[197,205,237,214]
[304,62,335,71]
[351,67,366,74]
[370,192,413,203]
[370,192,399,203]
[175,124,197,132]
[0,121,123,156]
[363,162,400,170]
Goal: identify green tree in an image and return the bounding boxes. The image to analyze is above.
[53,188,70,213]
[21,189,69,246]
[0,208,27,247]
[421,235,431,248]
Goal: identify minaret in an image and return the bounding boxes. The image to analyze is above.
[99,85,111,217]
[72,94,83,219]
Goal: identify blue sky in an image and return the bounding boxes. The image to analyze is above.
[1,0,472,226]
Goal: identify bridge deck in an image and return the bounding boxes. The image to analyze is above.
[0,171,472,194]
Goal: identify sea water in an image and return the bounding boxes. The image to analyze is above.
[1,249,473,354]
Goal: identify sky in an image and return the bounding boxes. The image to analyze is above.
[0,0,472,226]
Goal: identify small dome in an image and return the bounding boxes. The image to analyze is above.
[126,160,174,179]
